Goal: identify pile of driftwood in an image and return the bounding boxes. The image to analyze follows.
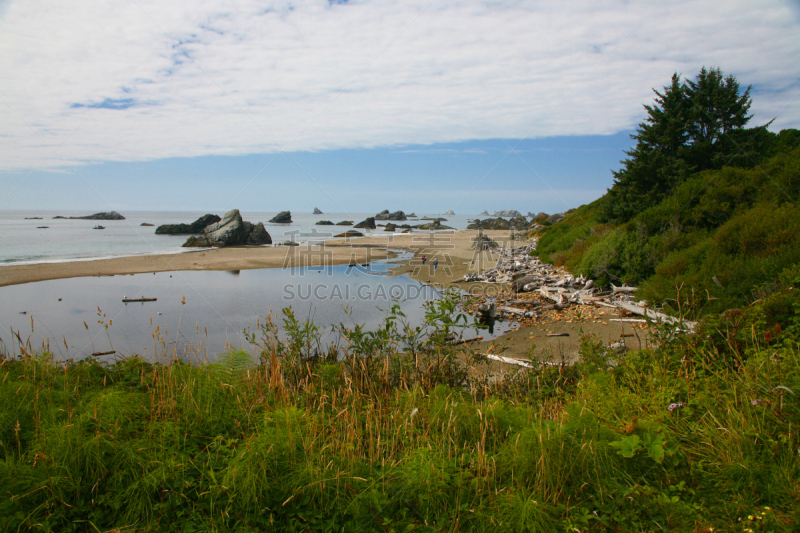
[461,241,697,331]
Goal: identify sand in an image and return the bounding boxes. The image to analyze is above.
[1,229,642,371]
[0,241,393,287]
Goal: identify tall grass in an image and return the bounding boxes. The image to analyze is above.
[1,288,799,532]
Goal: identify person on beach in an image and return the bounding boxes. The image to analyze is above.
[433,258,438,272]
[421,255,426,265]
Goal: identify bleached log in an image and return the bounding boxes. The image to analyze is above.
[484,354,562,368]
[497,306,529,316]
[614,301,697,330]
[611,283,638,294]
[610,318,648,323]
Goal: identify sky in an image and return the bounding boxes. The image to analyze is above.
[0,0,798,215]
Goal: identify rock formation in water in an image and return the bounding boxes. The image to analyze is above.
[354,217,376,229]
[155,214,221,235]
[492,210,522,218]
[334,230,363,238]
[313,207,323,214]
[182,209,272,247]
[54,211,126,220]
[374,210,407,221]
[269,211,292,223]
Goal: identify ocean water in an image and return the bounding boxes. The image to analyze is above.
[0,255,511,361]
[0,209,484,264]
[0,209,511,361]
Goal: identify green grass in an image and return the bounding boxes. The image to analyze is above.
[1,288,799,532]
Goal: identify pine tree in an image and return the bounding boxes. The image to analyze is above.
[601,68,756,224]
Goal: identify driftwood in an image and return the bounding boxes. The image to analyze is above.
[484,354,562,368]
[546,332,569,337]
[611,283,637,294]
[497,306,529,317]
[123,297,157,303]
[614,301,697,330]
[610,318,648,323]
[91,350,116,356]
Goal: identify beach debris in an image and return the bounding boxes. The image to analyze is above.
[92,350,116,357]
[122,297,157,303]
[546,332,570,337]
[458,240,693,333]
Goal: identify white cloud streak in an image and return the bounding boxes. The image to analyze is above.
[0,0,798,170]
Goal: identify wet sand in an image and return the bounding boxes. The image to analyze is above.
[1,229,644,372]
[0,242,393,287]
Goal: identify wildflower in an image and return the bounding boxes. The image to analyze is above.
[764,506,771,511]
[751,399,762,406]
[668,402,685,412]
[748,515,754,520]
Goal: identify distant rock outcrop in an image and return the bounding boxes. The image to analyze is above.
[336,220,354,225]
[54,211,126,220]
[156,214,221,235]
[182,209,272,247]
[467,218,511,230]
[407,212,417,217]
[315,220,335,225]
[416,220,454,230]
[335,230,364,238]
[492,210,522,218]
[354,217,376,229]
[140,223,154,227]
[444,210,455,215]
[374,210,407,221]
[269,211,292,223]
[384,223,397,231]
[480,210,489,216]
[468,216,531,230]
[313,207,323,214]
[24,217,43,220]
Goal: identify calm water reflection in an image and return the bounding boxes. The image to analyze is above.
[0,256,509,361]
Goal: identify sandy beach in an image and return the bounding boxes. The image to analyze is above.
[0,229,640,366]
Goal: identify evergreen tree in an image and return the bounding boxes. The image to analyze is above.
[601,67,756,224]
[601,74,692,222]
[684,67,753,170]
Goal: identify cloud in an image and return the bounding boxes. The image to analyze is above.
[0,0,798,171]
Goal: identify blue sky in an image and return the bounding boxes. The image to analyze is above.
[1,0,798,214]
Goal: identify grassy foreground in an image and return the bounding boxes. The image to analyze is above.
[1,289,799,532]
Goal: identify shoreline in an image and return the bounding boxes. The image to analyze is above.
[0,230,511,288]
[0,241,397,288]
[0,230,640,366]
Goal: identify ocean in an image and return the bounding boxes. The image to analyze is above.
[0,210,512,360]
[0,209,482,265]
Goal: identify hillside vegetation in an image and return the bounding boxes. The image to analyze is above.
[536,67,800,316]
[2,285,800,532]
